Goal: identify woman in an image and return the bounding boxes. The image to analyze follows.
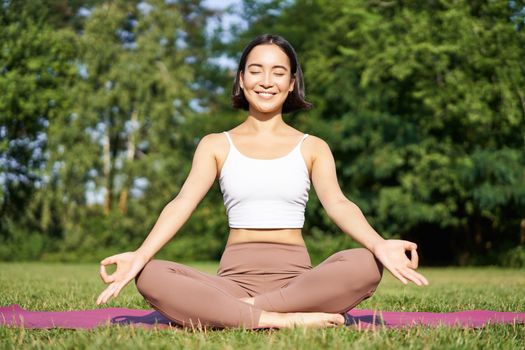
[96,34,429,329]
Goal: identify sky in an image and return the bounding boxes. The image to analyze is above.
[203,0,245,37]
[203,0,240,10]
[202,0,245,69]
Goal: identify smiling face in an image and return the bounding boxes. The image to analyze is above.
[239,44,295,115]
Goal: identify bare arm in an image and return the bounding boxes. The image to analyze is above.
[96,134,220,305]
[310,136,385,251]
[310,136,428,286]
[135,133,219,261]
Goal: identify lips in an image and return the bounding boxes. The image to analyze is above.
[255,91,277,99]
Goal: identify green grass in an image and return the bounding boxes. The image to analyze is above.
[1,262,524,349]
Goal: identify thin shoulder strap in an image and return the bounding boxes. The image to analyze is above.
[293,133,309,153]
[223,131,233,145]
[298,133,309,146]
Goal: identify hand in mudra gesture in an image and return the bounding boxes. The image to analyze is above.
[372,239,429,286]
[96,251,149,305]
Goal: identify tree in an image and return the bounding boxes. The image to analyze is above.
[227,0,525,265]
[0,1,77,259]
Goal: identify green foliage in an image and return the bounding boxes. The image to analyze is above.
[0,0,78,249]
[228,0,525,265]
[3,0,229,262]
[2,0,524,265]
[500,245,525,268]
[0,218,46,261]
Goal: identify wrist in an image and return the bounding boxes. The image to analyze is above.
[369,237,386,255]
[134,248,153,262]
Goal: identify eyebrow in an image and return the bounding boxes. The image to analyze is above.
[247,63,288,71]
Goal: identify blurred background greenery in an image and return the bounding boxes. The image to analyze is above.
[1,0,524,267]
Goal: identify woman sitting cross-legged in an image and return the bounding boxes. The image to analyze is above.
[96,34,429,329]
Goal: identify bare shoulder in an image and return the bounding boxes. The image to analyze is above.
[194,133,230,176]
[304,134,332,162]
[198,132,224,144]
[305,134,330,147]
[196,132,226,152]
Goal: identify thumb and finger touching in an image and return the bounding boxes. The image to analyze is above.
[409,248,419,269]
[97,255,123,304]
[99,264,116,283]
[400,240,419,269]
[379,240,428,286]
[100,255,117,266]
[97,256,141,305]
[401,243,429,285]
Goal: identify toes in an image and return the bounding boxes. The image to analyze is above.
[335,314,345,325]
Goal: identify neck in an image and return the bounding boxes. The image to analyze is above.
[245,108,286,134]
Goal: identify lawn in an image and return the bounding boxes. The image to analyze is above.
[1,262,523,349]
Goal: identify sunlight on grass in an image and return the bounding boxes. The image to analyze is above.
[0,262,523,349]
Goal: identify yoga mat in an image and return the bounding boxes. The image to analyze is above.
[1,304,523,330]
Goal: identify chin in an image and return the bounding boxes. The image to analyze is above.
[253,105,282,114]
[249,100,286,115]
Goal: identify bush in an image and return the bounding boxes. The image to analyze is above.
[499,245,525,268]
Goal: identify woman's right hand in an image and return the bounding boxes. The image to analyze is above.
[96,251,150,305]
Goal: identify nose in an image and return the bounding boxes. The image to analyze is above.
[260,71,273,88]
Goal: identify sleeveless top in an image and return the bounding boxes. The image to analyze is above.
[219,131,311,229]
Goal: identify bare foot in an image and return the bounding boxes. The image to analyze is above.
[258,311,345,328]
[237,297,345,328]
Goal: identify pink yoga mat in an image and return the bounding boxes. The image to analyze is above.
[1,304,523,330]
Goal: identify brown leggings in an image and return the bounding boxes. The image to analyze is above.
[135,242,383,329]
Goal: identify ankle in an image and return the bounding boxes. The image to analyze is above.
[257,310,289,328]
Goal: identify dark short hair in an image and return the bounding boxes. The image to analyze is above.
[231,34,313,113]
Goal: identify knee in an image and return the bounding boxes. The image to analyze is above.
[341,248,383,292]
[359,248,383,292]
[134,259,163,300]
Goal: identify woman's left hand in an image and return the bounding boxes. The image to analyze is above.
[372,239,429,286]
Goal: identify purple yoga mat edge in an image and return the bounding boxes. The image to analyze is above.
[1,304,524,330]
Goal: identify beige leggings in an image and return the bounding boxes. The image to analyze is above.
[135,242,383,329]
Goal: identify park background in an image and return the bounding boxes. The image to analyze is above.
[1,0,524,268]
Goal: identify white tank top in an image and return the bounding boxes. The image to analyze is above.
[219,131,311,229]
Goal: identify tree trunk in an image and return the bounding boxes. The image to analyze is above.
[118,109,138,214]
[103,126,112,215]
